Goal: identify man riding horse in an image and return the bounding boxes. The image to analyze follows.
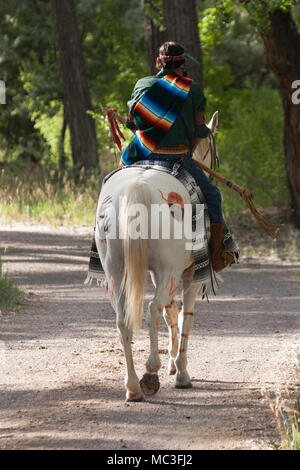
[88,42,277,401]
[115,41,235,272]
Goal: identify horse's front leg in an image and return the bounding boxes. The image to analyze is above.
[175,280,201,389]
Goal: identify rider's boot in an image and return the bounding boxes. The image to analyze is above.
[210,220,235,272]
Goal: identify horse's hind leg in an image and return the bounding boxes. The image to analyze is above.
[140,273,180,395]
[117,314,144,402]
[139,298,162,396]
[163,300,179,375]
[175,276,201,389]
[109,275,144,402]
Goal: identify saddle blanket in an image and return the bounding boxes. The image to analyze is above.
[85,160,239,296]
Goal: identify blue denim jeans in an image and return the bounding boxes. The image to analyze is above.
[148,152,223,223]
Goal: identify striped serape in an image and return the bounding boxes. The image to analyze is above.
[121,73,192,164]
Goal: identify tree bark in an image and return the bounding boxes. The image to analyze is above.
[58,107,67,172]
[144,0,203,86]
[144,11,164,75]
[259,10,300,227]
[51,0,98,170]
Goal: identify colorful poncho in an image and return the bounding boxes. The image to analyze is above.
[121,73,193,165]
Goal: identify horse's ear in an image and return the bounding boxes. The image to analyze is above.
[208,111,219,134]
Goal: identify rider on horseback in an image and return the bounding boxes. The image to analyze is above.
[117,41,234,272]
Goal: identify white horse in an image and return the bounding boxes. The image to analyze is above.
[95,112,219,401]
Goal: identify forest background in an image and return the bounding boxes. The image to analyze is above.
[1,1,300,451]
[0,0,300,256]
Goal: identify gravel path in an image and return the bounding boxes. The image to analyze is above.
[0,225,299,450]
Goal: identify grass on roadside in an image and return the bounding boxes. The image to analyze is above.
[227,206,300,263]
[264,382,300,450]
[0,164,106,228]
[0,251,24,311]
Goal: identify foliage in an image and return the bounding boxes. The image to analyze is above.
[198,0,300,33]
[143,0,164,29]
[213,86,288,214]
[0,0,146,166]
[0,0,61,160]
[78,0,147,115]
[198,2,289,213]
[199,1,277,89]
[0,2,54,138]
[199,5,235,102]
[239,0,299,32]
[0,0,297,221]
[0,250,24,310]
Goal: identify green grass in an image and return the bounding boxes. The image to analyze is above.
[0,251,24,311]
[0,164,108,227]
[282,399,300,450]
[265,383,300,450]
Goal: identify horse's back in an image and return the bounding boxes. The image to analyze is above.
[97,166,191,276]
[99,166,190,205]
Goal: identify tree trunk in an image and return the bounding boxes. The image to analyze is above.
[259,10,300,227]
[58,107,67,172]
[144,12,164,75]
[51,0,98,170]
[144,0,203,86]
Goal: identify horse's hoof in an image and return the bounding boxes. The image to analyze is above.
[140,373,160,395]
[175,381,193,389]
[125,391,145,402]
[168,360,176,375]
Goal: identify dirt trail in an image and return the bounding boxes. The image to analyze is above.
[0,225,299,450]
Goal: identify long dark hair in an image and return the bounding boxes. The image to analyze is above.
[158,41,185,69]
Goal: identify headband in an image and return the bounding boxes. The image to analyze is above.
[160,52,200,65]
[160,53,186,63]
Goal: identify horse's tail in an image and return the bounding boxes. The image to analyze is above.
[120,179,150,333]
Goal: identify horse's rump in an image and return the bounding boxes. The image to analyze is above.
[88,163,213,286]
